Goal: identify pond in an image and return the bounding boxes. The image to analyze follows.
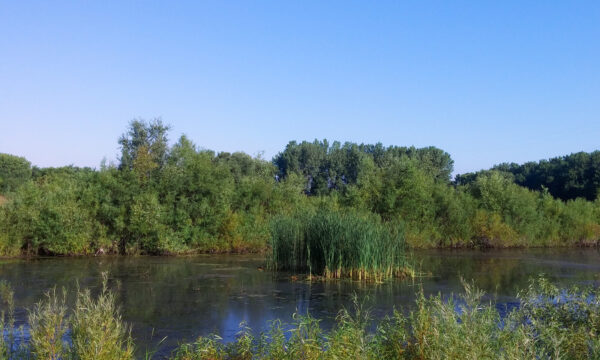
[1,248,599,357]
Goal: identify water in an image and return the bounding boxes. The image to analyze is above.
[1,248,599,357]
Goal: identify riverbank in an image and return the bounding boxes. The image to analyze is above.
[0,240,599,260]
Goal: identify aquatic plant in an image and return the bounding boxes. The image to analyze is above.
[268,208,411,281]
[70,273,134,360]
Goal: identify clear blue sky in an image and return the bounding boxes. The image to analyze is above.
[1,1,599,175]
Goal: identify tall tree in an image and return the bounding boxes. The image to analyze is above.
[118,119,171,176]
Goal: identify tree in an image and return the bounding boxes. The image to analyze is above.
[274,140,454,195]
[0,153,32,193]
[458,151,600,201]
[118,118,171,176]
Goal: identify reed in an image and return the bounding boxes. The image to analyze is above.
[268,209,411,281]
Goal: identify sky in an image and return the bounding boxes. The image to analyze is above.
[1,1,599,175]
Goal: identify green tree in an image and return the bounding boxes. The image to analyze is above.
[118,118,170,178]
[0,153,32,193]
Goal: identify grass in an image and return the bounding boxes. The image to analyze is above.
[268,209,412,281]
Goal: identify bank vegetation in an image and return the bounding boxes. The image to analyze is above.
[1,119,600,259]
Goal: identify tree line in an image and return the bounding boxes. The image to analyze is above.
[456,151,600,201]
[1,119,599,256]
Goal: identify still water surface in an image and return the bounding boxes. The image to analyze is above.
[1,248,599,357]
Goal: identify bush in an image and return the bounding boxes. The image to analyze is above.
[70,274,134,360]
[28,288,68,360]
[2,274,133,360]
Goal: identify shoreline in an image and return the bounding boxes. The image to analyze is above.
[1,242,598,260]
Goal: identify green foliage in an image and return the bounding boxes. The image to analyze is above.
[408,280,504,359]
[269,208,409,280]
[559,198,600,245]
[512,276,600,359]
[119,118,170,174]
[1,121,600,255]
[0,172,103,255]
[28,288,68,360]
[467,171,542,245]
[0,153,31,193]
[71,274,134,360]
[273,140,453,195]
[457,150,600,201]
[1,274,133,360]
[430,184,476,247]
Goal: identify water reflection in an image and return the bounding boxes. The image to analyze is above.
[1,248,599,357]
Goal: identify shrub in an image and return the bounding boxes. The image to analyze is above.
[70,274,134,360]
[28,288,68,360]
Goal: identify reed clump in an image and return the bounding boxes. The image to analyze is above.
[268,209,410,281]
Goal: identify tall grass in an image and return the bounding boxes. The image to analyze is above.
[268,209,410,281]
